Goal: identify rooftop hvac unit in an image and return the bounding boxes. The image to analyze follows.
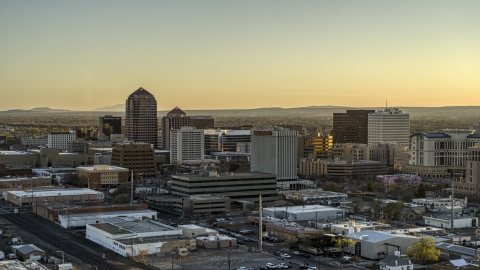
[361,235,369,240]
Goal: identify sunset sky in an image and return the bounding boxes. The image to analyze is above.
[1,1,479,111]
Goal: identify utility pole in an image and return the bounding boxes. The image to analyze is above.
[259,195,262,252]
[130,171,134,205]
[227,248,231,270]
[451,180,455,230]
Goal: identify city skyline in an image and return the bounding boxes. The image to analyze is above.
[1,1,479,111]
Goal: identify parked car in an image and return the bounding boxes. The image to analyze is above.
[293,251,301,255]
[275,251,283,256]
[282,253,291,259]
[298,266,309,270]
[276,263,288,269]
[237,240,245,245]
[226,217,232,220]
[266,263,277,269]
[301,253,311,258]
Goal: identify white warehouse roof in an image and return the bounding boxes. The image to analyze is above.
[8,188,102,197]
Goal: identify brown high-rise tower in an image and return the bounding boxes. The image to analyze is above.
[125,87,158,147]
[332,110,374,144]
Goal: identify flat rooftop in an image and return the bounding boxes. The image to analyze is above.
[8,188,101,197]
[0,176,49,182]
[197,235,234,241]
[173,171,276,180]
[264,205,342,214]
[346,230,418,243]
[76,165,128,171]
[62,209,156,218]
[116,234,188,245]
[90,220,178,235]
[0,151,36,155]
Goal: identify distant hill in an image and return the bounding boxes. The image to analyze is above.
[92,104,125,111]
[0,107,71,114]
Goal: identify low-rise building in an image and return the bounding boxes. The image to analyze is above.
[59,209,157,229]
[330,220,391,235]
[262,205,345,221]
[0,177,51,189]
[6,188,104,206]
[283,190,348,205]
[86,219,196,257]
[76,165,129,189]
[0,259,50,269]
[378,255,413,270]
[196,235,236,248]
[344,230,419,260]
[412,197,468,211]
[299,159,387,178]
[424,214,478,229]
[33,201,149,223]
[20,136,47,147]
[11,244,46,261]
[147,194,230,217]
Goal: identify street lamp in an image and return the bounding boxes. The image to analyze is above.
[56,250,64,264]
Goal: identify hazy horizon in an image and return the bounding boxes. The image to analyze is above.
[1,1,479,111]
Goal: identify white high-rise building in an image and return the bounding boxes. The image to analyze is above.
[368,108,410,147]
[47,132,76,150]
[170,127,204,163]
[251,127,298,180]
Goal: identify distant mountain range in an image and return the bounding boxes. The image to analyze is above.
[0,107,72,113]
[1,105,480,118]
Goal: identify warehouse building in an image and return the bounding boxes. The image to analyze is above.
[58,209,157,229]
[344,230,419,260]
[86,218,196,257]
[262,205,345,221]
[6,188,104,206]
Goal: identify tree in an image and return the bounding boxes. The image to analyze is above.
[331,237,356,261]
[406,237,440,264]
[383,201,405,220]
[113,194,130,204]
[367,182,374,193]
[350,197,364,214]
[323,182,340,192]
[137,249,149,265]
[228,162,240,172]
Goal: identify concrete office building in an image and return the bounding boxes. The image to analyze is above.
[125,87,158,147]
[170,127,204,163]
[111,143,156,178]
[99,115,122,136]
[161,107,190,150]
[251,128,298,180]
[219,130,251,152]
[47,132,76,150]
[298,134,333,160]
[332,110,374,144]
[148,194,230,217]
[20,136,47,147]
[299,159,387,178]
[67,139,86,154]
[76,165,129,189]
[407,130,480,178]
[454,143,480,197]
[171,171,278,203]
[368,108,410,147]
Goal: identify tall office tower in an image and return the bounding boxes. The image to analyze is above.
[190,116,215,130]
[170,127,204,163]
[368,108,410,147]
[219,130,251,152]
[161,107,215,150]
[110,143,156,178]
[251,127,298,180]
[332,110,374,144]
[204,129,222,153]
[47,131,76,150]
[125,87,158,147]
[99,115,122,136]
[161,107,191,150]
[298,134,333,160]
